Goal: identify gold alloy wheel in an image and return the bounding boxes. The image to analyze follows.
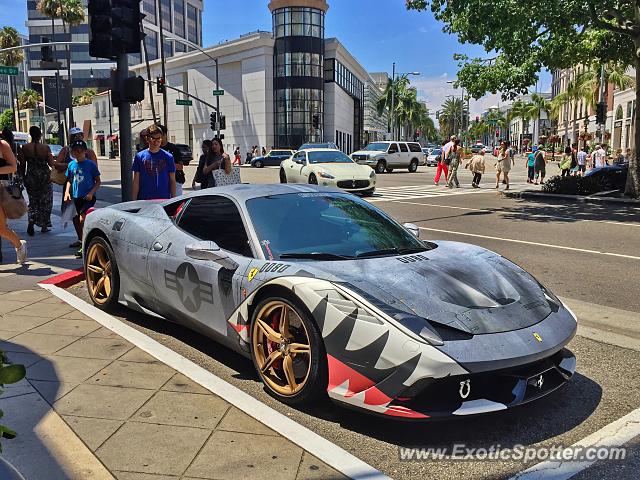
[86,242,113,305]
[252,301,312,396]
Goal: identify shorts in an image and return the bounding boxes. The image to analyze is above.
[578,165,586,173]
[73,196,96,216]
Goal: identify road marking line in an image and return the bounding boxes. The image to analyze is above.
[418,227,640,260]
[38,283,390,480]
[393,201,640,227]
[509,407,640,480]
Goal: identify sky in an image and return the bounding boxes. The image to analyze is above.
[2,0,550,116]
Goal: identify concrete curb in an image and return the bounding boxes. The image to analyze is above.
[501,190,640,205]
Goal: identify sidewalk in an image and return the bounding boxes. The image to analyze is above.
[0,288,346,480]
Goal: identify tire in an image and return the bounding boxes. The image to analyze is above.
[254,160,264,168]
[250,296,328,405]
[85,236,120,311]
[361,188,375,197]
[385,168,394,173]
[408,159,419,172]
[308,173,318,184]
[279,169,287,183]
[375,160,386,174]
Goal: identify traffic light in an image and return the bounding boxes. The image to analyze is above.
[88,0,144,60]
[596,102,607,124]
[312,113,320,129]
[219,115,226,130]
[111,70,145,104]
[475,116,480,122]
[210,112,216,131]
[156,76,165,94]
[40,37,53,62]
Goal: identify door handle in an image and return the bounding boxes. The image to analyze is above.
[152,242,164,251]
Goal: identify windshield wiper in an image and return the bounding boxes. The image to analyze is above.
[356,247,426,258]
[279,252,354,260]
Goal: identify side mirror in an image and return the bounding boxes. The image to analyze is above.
[294,158,303,164]
[403,223,420,238]
[185,241,239,271]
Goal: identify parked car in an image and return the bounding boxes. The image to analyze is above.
[426,148,441,166]
[174,144,193,165]
[351,141,425,173]
[251,149,295,168]
[280,148,375,195]
[298,142,339,151]
[470,143,485,154]
[584,162,628,190]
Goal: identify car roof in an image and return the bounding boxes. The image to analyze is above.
[169,183,345,203]
[298,148,345,153]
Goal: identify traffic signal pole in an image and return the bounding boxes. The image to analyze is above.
[216,58,220,138]
[117,54,133,202]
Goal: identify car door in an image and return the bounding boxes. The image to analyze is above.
[287,151,307,182]
[147,195,253,336]
[397,142,410,167]
[266,152,280,166]
[386,142,400,166]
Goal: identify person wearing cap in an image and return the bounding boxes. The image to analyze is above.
[64,140,101,258]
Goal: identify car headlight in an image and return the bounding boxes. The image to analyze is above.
[318,171,335,179]
[369,170,376,178]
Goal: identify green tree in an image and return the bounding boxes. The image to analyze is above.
[439,97,467,140]
[37,0,85,131]
[0,26,25,130]
[17,89,42,110]
[0,109,13,130]
[73,88,97,106]
[406,0,640,197]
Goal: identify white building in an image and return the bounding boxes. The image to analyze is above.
[507,93,551,149]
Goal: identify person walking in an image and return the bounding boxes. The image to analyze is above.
[233,147,241,166]
[446,139,461,188]
[559,146,572,177]
[495,141,513,190]
[466,149,486,188]
[132,125,177,200]
[526,148,536,183]
[576,146,588,176]
[157,125,184,196]
[533,143,546,184]
[435,137,454,186]
[0,136,27,264]
[202,138,232,187]
[19,126,55,235]
[592,144,607,168]
[193,140,212,190]
[64,140,101,258]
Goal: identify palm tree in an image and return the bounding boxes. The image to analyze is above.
[0,26,25,130]
[38,0,85,131]
[376,75,411,138]
[439,97,466,140]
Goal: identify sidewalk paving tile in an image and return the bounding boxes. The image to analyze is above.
[9,301,75,318]
[30,379,77,404]
[55,336,134,360]
[114,473,178,480]
[217,406,278,437]
[96,422,211,476]
[0,329,18,340]
[30,317,102,336]
[88,360,176,390]
[2,378,35,399]
[0,332,81,355]
[161,372,212,395]
[117,347,163,364]
[54,384,157,420]
[185,430,303,480]
[0,300,31,315]
[297,452,348,480]
[4,351,41,367]
[62,415,124,450]
[132,390,230,429]
[1,289,53,303]
[88,326,128,339]
[26,355,111,383]
[0,313,57,332]
[61,310,98,321]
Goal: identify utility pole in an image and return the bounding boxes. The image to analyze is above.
[390,62,395,139]
[108,88,114,158]
[598,64,606,144]
[117,54,132,202]
[215,58,220,138]
[157,0,168,125]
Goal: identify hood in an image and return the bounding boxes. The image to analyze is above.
[292,241,552,336]
[312,163,372,178]
[352,149,384,156]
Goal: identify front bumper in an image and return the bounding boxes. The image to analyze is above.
[317,178,376,192]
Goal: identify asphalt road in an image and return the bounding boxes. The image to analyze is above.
[73,157,640,480]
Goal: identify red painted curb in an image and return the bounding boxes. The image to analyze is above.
[39,268,85,288]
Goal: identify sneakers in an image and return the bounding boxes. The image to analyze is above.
[69,240,82,248]
[75,248,83,259]
[27,223,34,236]
[15,240,27,264]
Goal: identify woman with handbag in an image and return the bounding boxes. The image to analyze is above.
[0,137,27,264]
[19,126,55,235]
[202,138,233,187]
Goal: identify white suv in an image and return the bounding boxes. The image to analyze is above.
[351,141,426,173]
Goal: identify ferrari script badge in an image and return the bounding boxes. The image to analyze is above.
[459,379,471,399]
[248,267,259,282]
[533,332,543,342]
[535,374,544,389]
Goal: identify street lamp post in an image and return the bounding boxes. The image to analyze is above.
[389,65,420,139]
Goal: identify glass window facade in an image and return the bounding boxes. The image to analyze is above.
[161,0,172,31]
[273,7,324,38]
[187,4,198,44]
[144,29,158,61]
[174,0,185,38]
[275,52,323,78]
[143,0,156,24]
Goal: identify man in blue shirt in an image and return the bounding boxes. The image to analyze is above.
[64,140,101,258]
[132,124,176,200]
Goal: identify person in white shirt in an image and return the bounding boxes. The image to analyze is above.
[576,147,588,176]
[435,135,455,185]
[593,144,607,168]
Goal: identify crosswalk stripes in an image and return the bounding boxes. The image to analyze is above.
[366,184,492,202]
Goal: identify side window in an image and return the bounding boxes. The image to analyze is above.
[399,143,409,153]
[408,143,422,153]
[388,143,398,154]
[178,196,253,257]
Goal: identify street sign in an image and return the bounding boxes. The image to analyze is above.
[0,65,18,76]
[212,89,225,96]
[30,116,44,123]
[214,122,220,131]
[176,99,193,106]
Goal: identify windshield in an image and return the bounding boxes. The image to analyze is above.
[299,143,338,150]
[270,150,292,156]
[307,151,353,164]
[363,142,389,152]
[246,193,428,260]
[430,149,442,156]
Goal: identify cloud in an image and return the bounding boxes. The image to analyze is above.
[411,75,505,117]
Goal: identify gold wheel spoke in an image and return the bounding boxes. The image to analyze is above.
[94,276,106,297]
[289,343,310,356]
[87,264,103,275]
[260,350,282,374]
[103,274,112,297]
[104,261,111,274]
[96,248,108,268]
[279,305,291,338]
[256,319,282,343]
[283,356,297,391]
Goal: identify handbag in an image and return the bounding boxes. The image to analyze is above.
[0,176,27,219]
[212,166,241,187]
[50,166,67,185]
